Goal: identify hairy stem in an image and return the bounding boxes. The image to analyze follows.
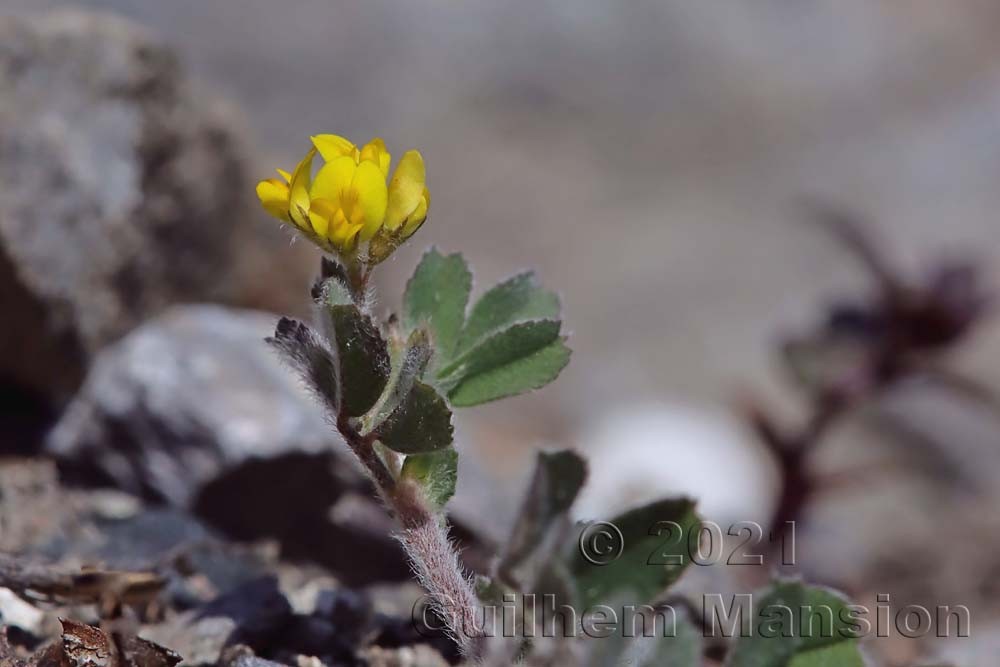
[339,420,484,659]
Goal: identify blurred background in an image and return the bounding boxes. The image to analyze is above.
[4,2,1000,665]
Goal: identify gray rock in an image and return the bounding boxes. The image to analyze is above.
[47,305,341,506]
[0,10,312,401]
[47,305,411,584]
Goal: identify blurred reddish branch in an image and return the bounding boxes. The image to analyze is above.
[743,204,994,540]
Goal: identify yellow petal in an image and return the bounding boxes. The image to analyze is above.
[311,134,358,162]
[384,150,426,231]
[308,197,338,239]
[328,207,361,252]
[276,169,292,183]
[310,155,357,201]
[288,148,317,228]
[360,138,391,178]
[401,187,430,238]
[331,220,363,250]
[353,160,389,241]
[256,178,291,222]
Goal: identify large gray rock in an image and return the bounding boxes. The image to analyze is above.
[47,306,342,505]
[0,10,312,401]
[46,305,411,585]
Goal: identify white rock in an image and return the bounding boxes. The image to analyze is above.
[572,402,779,526]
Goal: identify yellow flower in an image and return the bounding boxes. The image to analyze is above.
[255,134,429,260]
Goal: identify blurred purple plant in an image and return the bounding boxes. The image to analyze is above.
[744,203,994,536]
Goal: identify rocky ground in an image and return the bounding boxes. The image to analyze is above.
[0,459,461,666]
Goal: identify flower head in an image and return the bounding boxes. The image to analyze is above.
[256,134,429,261]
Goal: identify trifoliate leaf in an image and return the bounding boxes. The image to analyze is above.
[403,249,471,362]
[438,320,569,406]
[455,272,560,356]
[569,498,700,610]
[377,381,453,454]
[401,447,458,509]
[725,580,863,667]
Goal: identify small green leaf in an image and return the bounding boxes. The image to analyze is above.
[569,498,700,610]
[456,272,560,356]
[321,301,390,417]
[401,447,458,509]
[377,381,454,454]
[787,642,864,667]
[499,450,587,587]
[439,320,569,406]
[311,257,352,301]
[321,275,355,307]
[440,319,560,380]
[403,249,471,362]
[725,580,863,667]
[448,338,570,407]
[361,329,433,435]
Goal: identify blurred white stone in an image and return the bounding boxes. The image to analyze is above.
[0,587,46,636]
[572,402,779,526]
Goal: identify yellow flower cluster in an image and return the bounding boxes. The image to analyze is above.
[256,134,429,260]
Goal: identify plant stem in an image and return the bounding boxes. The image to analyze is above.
[338,418,485,659]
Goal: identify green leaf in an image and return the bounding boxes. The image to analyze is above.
[440,319,560,380]
[569,498,700,610]
[448,338,570,407]
[499,450,587,588]
[439,320,570,407]
[319,271,356,307]
[456,272,560,356]
[320,300,390,417]
[401,447,458,509]
[786,642,864,667]
[725,580,863,667]
[403,249,471,362]
[377,381,453,454]
[361,329,433,435]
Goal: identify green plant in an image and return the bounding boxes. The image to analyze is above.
[259,134,871,665]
